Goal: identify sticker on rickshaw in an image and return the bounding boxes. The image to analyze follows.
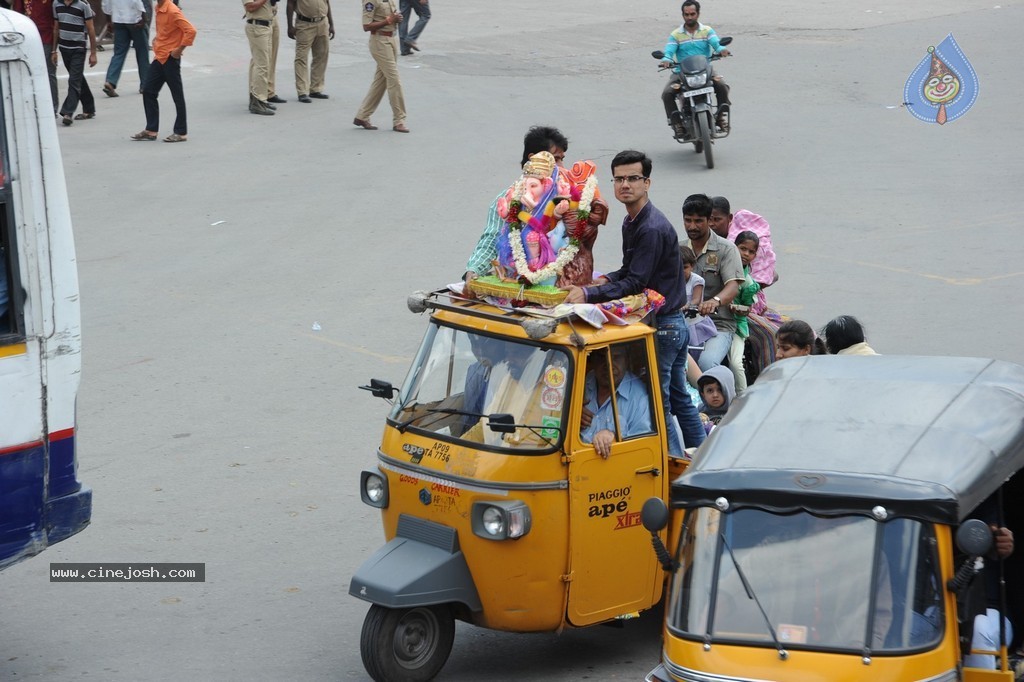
[778,624,808,644]
[541,387,563,410]
[614,511,642,530]
[543,366,566,389]
[540,415,560,440]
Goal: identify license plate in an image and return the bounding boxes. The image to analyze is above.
[685,86,714,98]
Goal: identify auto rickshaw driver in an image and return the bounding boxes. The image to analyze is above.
[581,344,653,458]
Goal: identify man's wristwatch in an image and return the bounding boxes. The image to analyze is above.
[712,296,722,305]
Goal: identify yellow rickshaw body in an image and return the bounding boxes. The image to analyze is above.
[651,355,1024,682]
[358,292,681,633]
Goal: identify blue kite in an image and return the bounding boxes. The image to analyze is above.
[904,34,978,125]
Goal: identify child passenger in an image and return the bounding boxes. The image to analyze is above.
[697,365,735,431]
[680,245,704,310]
[732,231,761,340]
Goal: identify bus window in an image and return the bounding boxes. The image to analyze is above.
[0,235,8,334]
[0,209,18,339]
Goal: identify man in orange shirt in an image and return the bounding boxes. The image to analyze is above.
[130,0,195,142]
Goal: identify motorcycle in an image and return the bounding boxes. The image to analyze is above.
[654,36,732,169]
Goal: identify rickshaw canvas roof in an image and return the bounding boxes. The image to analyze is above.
[673,356,1024,524]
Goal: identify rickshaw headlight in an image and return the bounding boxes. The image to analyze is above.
[472,501,531,541]
[360,471,389,508]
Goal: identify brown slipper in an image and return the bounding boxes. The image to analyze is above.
[74,112,96,120]
[353,117,378,130]
[163,133,187,143]
[130,131,157,141]
[392,123,410,133]
[103,82,118,97]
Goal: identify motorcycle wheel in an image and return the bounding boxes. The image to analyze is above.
[360,603,456,682]
[696,112,714,169]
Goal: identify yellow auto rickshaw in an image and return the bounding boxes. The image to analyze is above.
[350,289,692,681]
[641,355,1024,682]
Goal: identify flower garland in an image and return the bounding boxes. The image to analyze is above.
[509,229,579,284]
[576,175,597,224]
[506,179,526,230]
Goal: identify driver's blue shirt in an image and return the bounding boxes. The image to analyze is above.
[662,22,724,73]
[580,371,652,444]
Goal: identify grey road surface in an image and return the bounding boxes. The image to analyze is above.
[3,0,1023,680]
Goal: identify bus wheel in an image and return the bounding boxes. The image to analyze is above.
[360,604,455,682]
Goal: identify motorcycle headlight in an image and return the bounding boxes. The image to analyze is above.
[360,470,389,508]
[685,73,708,88]
[472,501,531,540]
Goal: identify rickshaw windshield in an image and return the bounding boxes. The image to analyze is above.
[667,508,944,653]
[389,323,571,454]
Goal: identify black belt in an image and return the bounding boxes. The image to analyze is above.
[246,18,270,26]
[296,12,324,22]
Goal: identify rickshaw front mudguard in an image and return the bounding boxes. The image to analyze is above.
[349,515,482,614]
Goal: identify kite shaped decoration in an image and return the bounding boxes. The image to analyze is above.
[904,34,978,125]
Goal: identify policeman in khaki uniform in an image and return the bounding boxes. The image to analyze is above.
[286,0,333,102]
[353,0,409,133]
[243,0,278,115]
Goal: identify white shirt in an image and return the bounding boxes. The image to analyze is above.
[101,0,145,24]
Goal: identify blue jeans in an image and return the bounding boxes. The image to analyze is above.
[143,56,186,135]
[105,23,150,90]
[697,328,733,371]
[656,311,706,453]
[399,0,431,46]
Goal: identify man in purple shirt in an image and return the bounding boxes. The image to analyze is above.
[563,150,705,453]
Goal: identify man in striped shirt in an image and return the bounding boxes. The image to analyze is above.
[51,0,98,126]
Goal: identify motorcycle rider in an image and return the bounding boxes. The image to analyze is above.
[660,0,731,137]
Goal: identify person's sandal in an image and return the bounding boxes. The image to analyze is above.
[103,82,118,97]
[61,115,73,126]
[74,112,95,120]
[163,133,187,143]
[130,131,157,141]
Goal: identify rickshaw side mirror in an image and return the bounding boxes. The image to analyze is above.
[359,379,396,400]
[488,413,516,434]
[955,518,993,557]
[652,50,665,59]
[641,498,669,532]
[719,36,733,46]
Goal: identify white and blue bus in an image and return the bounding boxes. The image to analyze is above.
[0,8,90,570]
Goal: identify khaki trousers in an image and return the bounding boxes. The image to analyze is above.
[294,20,329,95]
[246,22,272,101]
[269,15,280,97]
[355,34,406,125]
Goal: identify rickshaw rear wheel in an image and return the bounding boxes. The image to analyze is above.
[360,603,455,682]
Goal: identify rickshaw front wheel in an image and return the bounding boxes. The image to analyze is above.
[360,604,456,682]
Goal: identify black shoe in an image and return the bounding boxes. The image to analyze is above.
[401,50,412,56]
[249,101,275,116]
[309,92,329,99]
[298,94,312,103]
[267,95,286,104]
